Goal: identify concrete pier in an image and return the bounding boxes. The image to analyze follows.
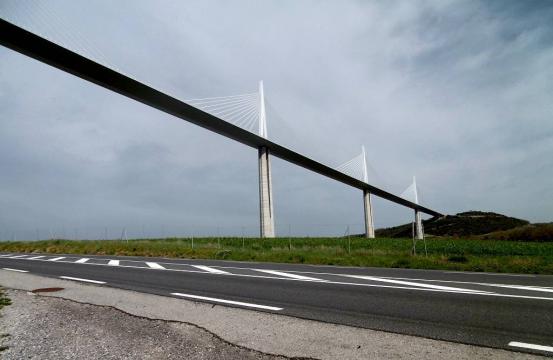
[415,209,423,240]
[258,146,275,238]
[363,189,375,238]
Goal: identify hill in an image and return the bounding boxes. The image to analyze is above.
[376,211,529,238]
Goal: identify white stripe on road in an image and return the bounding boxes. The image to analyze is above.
[108,260,120,266]
[344,275,490,293]
[0,254,13,257]
[171,293,282,311]
[59,276,105,284]
[444,271,535,277]
[508,341,553,353]
[2,268,28,273]
[75,258,89,263]
[254,269,326,282]
[49,257,65,261]
[191,265,230,275]
[28,256,46,260]
[146,262,165,270]
[9,255,29,259]
[483,284,553,293]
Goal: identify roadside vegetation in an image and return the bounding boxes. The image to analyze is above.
[1,236,553,274]
[0,286,11,352]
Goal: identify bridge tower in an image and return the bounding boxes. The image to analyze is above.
[361,146,375,238]
[258,81,275,238]
[412,176,424,240]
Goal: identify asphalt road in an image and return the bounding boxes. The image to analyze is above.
[1,252,552,356]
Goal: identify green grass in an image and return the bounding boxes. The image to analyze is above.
[1,236,553,274]
[0,288,10,310]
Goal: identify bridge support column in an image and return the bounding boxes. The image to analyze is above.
[258,146,275,238]
[363,190,375,238]
[415,209,423,240]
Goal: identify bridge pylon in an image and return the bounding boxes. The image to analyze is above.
[412,176,424,240]
[258,81,275,238]
[361,146,375,238]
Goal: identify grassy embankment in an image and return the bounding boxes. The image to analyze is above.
[1,236,553,274]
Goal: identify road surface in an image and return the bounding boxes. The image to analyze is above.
[0,252,552,356]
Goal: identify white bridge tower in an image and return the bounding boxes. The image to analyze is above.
[258,81,275,238]
[361,146,375,238]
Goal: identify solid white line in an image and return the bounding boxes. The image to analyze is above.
[28,256,46,260]
[508,341,553,352]
[75,258,89,263]
[59,276,105,284]
[9,255,29,259]
[2,268,28,273]
[171,293,282,311]
[108,260,120,266]
[146,262,165,270]
[344,275,489,293]
[444,271,535,277]
[191,265,230,275]
[483,284,553,293]
[255,269,326,282]
[49,257,65,261]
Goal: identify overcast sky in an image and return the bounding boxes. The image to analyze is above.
[1,0,552,239]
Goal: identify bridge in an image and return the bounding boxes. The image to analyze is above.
[0,18,443,238]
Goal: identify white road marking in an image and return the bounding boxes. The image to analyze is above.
[59,276,105,284]
[444,271,535,277]
[28,256,46,260]
[2,268,28,273]
[191,265,230,275]
[482,284,553,293]
[11,256,553,301]
[146,262,165,270]
[255,269,326,282]
[344,275,490,293]
[108,260,120,266]
[508,341,553,352]
[0,254,13,257]
[75,258,89,263]
[171,293,282,311]
[9,255,29,259]
[49,257,65,261]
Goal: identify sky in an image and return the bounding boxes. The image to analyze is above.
[0,0,552,239]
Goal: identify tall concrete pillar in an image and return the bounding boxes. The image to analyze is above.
[258,146,275,238]
[415,209,423,240]
[363,189,375,238]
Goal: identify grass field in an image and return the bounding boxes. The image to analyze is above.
[1,236,553,275]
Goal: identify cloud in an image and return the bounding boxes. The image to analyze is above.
[0,0,552,239]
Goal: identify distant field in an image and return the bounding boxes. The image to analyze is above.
[2,236,553,275]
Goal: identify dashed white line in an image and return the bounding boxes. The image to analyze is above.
[191,265,230,275]
[146,262,165,270]
[508,341,553,353]
[254,269,326,282]
[108,260,120,266]
[171,293,283,311]
[9,255,29,259]
[0,254,13,257]
[59,276,105,284]
[75,258,89,264]
[49,257,65,261]
[28,256,46,260]
[2,268,28,273]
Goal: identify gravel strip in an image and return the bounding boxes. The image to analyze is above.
[0,289,288,360]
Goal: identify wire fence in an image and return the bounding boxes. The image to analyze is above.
[0,223,368,242]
